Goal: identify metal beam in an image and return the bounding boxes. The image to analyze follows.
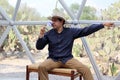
[115,73,120,80]
[14,21,48,25]
[59,0,104,80]
[0,26,11,46]
[76,0,87,20]
[12,0,35,63]
[12,25,35,63]
[0,6,10,21]
[1,20,120,26]
[0,20,9,25]
[0,1,120,79]
[77,0,104,79]
[0,0,19,47]
[12,0,21,21]
[0,0,35,63]
[58,0,75,20]
[0,8,13,47]
[13,20,120,26]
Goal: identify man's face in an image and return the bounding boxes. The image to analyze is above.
[51,18,63,29]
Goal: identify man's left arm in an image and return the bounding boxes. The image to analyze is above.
[72,22,114,38]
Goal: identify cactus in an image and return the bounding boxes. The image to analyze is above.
[72,43,85,57]
[110,62,118,76]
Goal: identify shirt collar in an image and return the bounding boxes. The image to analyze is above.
[54,27,65,34]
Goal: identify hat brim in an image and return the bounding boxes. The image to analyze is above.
[48,16,65,21]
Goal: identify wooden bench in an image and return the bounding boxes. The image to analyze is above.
[26,63,82,80]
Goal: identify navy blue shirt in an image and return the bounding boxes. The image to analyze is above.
[36,24,104,64]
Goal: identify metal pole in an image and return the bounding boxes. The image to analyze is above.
[81,38,103,80]
[0,26,11,46]
[58,0,75,19]
[12,25,35,63]
[0,0,35,63]
[59,0,104,80]
[0,0,19,47]
[0,1,120,72]
[12,0,21,21]
[77,0,103,80]
[0,7,13,47]
[115,73,120,80]
[0,20,9,25]
[0,6,11,22]
[1,20,120,26]
[76,0,87,20]
[14,21,48,25]
[11,0,35,63]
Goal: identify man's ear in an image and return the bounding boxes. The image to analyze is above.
[62,20,65,25]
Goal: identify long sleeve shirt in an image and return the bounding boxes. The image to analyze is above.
[36,24,104,64]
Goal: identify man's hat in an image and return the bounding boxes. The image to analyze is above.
[48,13,65,21]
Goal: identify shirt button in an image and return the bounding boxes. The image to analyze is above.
[58,39,60,42]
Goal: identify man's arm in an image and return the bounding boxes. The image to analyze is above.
[36,27,48,50]
[72,22,114,39]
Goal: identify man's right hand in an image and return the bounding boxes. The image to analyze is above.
[39,27,46,38]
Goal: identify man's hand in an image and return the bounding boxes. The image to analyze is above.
[39,27,46,38]
[103,22,115,29]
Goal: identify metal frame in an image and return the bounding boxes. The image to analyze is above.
[1,20,120,26]
[0,0,120,80]
[59,0,103,80]
[0,0,35,63]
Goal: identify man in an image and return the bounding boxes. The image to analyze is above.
[36,15,114,80]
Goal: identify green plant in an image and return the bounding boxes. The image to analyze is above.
[110,62,118,76]
[72,44,84,57]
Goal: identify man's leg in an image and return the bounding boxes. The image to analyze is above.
[38,59,62,80]
[64,58,94,80]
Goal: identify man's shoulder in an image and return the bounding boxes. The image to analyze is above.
[64,27,73,30]
[65,27,81,31]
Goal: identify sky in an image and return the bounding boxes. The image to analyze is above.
[8,0,119,17]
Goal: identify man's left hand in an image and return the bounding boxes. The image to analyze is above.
[103,22,115,29]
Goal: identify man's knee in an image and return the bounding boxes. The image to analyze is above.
[77,66,91,74]
[84,66,91,72]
